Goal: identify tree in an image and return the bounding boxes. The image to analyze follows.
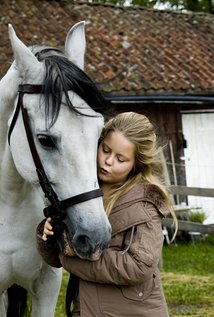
[154,0,214,13]
[98,0,214,13]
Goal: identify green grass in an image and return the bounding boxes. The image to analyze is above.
[161,235,214,317]
[55,272,69,317]
[54,235,214,317]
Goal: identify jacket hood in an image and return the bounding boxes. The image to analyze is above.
[112,183,170,217]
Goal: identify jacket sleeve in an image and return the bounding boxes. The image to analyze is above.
[60,202,164,286]
[36,219,62,268]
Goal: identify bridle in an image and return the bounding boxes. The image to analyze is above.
[8,84,102,221]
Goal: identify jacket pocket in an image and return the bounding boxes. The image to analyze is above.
[121,274,156,302]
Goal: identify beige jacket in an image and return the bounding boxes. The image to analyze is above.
[37,184,170,317]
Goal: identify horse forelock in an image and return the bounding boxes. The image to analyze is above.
[30,45,110,128]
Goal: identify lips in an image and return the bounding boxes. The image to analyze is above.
[100,167,110,175]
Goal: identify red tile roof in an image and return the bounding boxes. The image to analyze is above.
[1,1,214,96]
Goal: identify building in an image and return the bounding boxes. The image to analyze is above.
[1,1,214,222]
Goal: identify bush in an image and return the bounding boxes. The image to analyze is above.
[188,208,207,223]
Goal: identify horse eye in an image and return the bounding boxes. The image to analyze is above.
[37,134,56,148]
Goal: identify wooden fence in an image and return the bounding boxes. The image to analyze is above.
[162,185,214,236]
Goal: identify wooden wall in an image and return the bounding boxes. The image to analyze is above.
[110,101,214,187]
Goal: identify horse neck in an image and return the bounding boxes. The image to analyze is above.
[0,140,30,205]
[0,64,20,165]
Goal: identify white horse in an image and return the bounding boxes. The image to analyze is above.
[0,22,111,317]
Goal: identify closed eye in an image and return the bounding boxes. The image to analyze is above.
[117,157,125,163]
[37,134,56,149]
[103,147,110,154]
[102,144,110,153]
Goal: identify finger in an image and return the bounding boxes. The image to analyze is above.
[46,222,53,231]
[47,217,52,224]
[44,227,54,236]
[42,234,47,241]
[45,219,53,231]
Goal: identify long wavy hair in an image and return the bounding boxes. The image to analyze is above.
[99,112,177,235]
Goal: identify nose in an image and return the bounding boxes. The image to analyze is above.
[72,228,111,260]
[105,154,113,166]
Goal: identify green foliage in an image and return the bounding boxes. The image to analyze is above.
[130,0,157,7]
[156,0,213,12]
[188,208,207,223]
[87,0,214,13]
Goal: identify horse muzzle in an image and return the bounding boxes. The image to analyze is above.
[53,217,110,261]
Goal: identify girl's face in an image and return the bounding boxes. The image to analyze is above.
[97,131,136,185]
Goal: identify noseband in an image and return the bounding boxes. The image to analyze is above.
[8,84,102,220]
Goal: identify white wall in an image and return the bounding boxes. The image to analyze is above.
[182,112,214,224]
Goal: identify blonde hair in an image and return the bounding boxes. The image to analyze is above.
[100,112,177,238]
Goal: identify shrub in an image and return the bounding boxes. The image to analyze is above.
[188,208,207,223]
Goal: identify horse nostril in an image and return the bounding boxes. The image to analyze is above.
[72,226,111,260]
[76,234,90,247]
[73,232,94,257]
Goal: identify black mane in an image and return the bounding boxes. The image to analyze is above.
[31,45,110,128]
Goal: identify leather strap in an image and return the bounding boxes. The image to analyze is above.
[21,96,62,213]
[8,84,103,219]
[65,273,79,317]
[8,85,45,145]
[18,84,45,94]
[43,188,102,217]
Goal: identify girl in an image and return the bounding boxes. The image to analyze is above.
[37,112,176,317]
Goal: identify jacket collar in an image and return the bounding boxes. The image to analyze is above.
[109,184,170,236]
[112,183,169,216]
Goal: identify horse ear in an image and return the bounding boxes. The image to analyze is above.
[8,24,41,79]
[65,21,86,70]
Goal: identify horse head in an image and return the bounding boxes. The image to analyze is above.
[7,22,111,261]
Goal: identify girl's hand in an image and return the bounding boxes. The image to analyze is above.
[42,217,54,241]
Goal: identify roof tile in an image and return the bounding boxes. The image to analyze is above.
[0,1,214,95]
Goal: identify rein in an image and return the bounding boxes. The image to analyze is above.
[8,84,102,220]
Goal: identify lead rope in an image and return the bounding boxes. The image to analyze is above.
[65,273,80,317]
